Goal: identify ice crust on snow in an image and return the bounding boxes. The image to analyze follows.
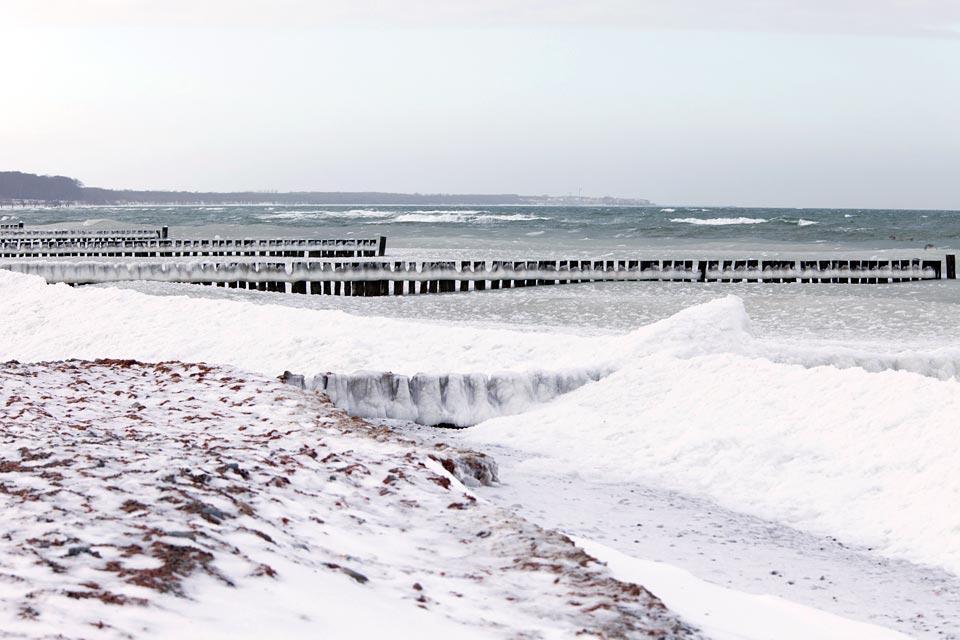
[286,369,609,426]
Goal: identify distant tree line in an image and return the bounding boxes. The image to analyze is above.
[0,171,84,201]
[0,171,650,206]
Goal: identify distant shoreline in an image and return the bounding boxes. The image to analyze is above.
[0,200,655,208]
[0,170,652,207]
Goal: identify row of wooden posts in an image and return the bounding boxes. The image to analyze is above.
[0,226,168,241]
[0,236,387,258]
[4,255,956,293]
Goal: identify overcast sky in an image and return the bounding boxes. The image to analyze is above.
[2,1,958,208]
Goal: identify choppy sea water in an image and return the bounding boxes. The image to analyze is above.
[4,204,960,256]
[9,203,960,344]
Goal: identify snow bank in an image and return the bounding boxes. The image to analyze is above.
[2,270,960,576]
[465,344,960,575]
[0,270,613,375]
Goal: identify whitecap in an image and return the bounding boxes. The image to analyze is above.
[671,217,767,226]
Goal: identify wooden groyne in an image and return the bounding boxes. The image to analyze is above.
[0,236,387,259]
[0,226,168,242]
[2,256,955,293]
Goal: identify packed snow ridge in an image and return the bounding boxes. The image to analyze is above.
[0,359,701,639]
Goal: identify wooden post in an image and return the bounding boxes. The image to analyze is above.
[460,261,470,292]
[704,260,720,283]
[378,236,387,256]
[474,261,486,290]
[947,254,957,280]
[697,261,708,283]
[404,262,416,295]
[392,261,401,295]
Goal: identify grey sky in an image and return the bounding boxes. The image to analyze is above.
[2,1,958,208]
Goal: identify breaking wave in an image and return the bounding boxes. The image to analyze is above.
[255,209,550,224]
[391,213,550,224]
[671,217,768,226]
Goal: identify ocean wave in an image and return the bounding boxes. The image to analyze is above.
[257,209,394,220]
[671,217,768,226]
[256,209,548,224]
[391,213,550,224]
[797,219,819,227]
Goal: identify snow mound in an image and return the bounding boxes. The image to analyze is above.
[0,360,700,639]
[465,347,960,575]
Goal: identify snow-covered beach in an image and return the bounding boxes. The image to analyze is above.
[5,0,960,632]
[2,263,958,638]
[0,358,698,638]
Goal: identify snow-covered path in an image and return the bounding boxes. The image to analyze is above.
[402,424,958,639]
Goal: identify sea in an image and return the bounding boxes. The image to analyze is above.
[4,204,960,256]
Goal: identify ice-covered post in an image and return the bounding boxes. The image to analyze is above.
[460,261,470,292]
